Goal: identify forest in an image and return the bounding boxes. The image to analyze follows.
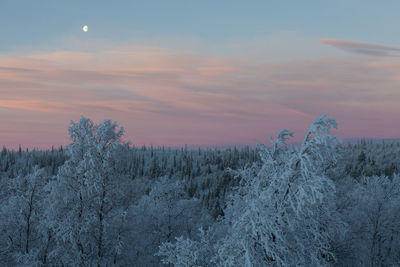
[1,115,400,266]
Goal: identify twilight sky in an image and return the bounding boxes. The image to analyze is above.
[1,1,400,149]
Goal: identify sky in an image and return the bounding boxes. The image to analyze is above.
[1,1,400,149]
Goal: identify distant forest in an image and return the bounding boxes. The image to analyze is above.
[1,115,400,266]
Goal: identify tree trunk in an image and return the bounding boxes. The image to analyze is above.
[98,184,106,266]
[77,192,84,260]
[25,187,35,254]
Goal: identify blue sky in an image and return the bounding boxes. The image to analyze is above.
[2,1,400,52]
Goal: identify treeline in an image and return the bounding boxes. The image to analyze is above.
[1,138,399,204]
[0,143,259,181]
[0,141,260,220]
[339,139,400,179]
[0,146,68,177]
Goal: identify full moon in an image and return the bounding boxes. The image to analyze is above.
[82,25,88,32]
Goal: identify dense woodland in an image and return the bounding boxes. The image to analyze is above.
[0,115,400,266]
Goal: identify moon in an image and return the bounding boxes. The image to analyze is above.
[82,25,88,32]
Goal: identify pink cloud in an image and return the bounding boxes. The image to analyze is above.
[320,39,400,57]
[1,44,400,149]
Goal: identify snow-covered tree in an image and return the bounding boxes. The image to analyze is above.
[128,175,209,266]
[159,114,343,266]
[45,117,130,266]
[337,174,400,266]
[0,166,49,266]
[219,115,342,266]
[157,227,214,267]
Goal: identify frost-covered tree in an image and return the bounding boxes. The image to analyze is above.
[218,115,342,266]
[45,117,130,266]
[129,176,209,266]
[157,227,215,267]
[337,174,400,266]
[159,114,343,266]
[0,166,49,266]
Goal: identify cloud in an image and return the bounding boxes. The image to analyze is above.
[320,39,400,57]
[0,66,36,72]
[1,39,400,149]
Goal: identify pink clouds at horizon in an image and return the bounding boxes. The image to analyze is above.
[1,41,400,150]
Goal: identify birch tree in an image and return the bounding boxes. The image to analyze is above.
[45,117,129,266]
